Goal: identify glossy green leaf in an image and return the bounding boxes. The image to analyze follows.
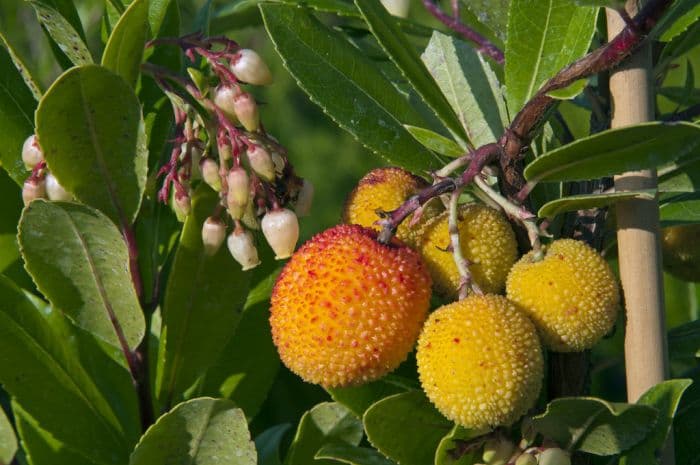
[363,391,452,465]
[28,1,93,66]
[102,0,149,88]
[260,3,439,173]
[669,319,700,362]
[155,185,251,409]
[355,0,466,143]
[505,0,597,114]
[538,190,656,218]
[327,375,413,417]
[660,193,700,225]
[36,65,148,226]
[0,275,130,464]
[658,147,700,193]
[434,425,483,465]
[531,397,658,455]
[13,403,99,465]
[404,125,466,158]
[0,32,42,100]
[654,0,700,42]
[524,122,700,183]
[0,167,28,289]
[675,372,700,465]
[19,200,145,350]
[422,32,508,147]
[256,423,291,465]
[130,398,256,465]
[459,0,509,42]
[316,444,396,465]
[0,406,17,465]
[0,42,37,186]
[620,379,692,465]
[285,402,363,465]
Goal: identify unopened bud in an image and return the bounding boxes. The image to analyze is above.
[173,193,191,222]
[241,200,260,230]
[482,438,515,465]
[233,92,259,132]
[261,208,299,259]
[227,228,261,270]
[201,217,227,256]
[380,0,410,18]
[213,85,240,122]
[22,178,46,206]
[247,146,275,182]
[294,179,314,217]
[219,143,233,161]
[226,167,249,219]
[538,449,571,465]
[271,152,285,174]
[45,173,72,201]
[201,158,222,191]
[515,453,537,465]
[22,134,44,170]
[189,145,203,180]
[230,49,272,86]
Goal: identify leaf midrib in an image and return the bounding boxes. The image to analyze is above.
[523,0,553,103]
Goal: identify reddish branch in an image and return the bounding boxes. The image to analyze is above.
[380,0,674,242]
[423,0,504,65]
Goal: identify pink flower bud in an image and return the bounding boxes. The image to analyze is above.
[226,167,249,220]
[219,143,233,161]
[213,85,240,123]
[246,146,275,182]
[173,193,191,222]
[233,92,259,132]
[230,49,272,86]
[22,178,46,206]
[22,134,44,170]
[45,173,72,201]
[261,208,299,259]
[201,217,227,256]
[227,228,261,270]
[201,158,222,191]
[294,179,314,217]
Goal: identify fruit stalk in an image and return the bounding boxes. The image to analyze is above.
[448,186,480,299]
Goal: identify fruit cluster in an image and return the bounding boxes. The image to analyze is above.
[269,167,621,440]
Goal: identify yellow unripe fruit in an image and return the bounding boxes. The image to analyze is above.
[506,239,619,352]
[418,204,518,297]
[342,167,441,247]
[270,224,432,388]
[661,225,700,281]
[416,295,543,430]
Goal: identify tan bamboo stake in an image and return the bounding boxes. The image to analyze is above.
[607,2,672,462]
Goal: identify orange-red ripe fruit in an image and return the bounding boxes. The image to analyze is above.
[270,224,432,388]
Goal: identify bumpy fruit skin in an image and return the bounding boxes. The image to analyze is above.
[506,239,619,352]
[418,204,518,297]
[342,167,441,247]
[661,225,700,281]
[416,295,543,430]
[270,224,432,388]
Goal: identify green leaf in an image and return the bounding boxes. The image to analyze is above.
[0,31,42,100]
[19,200,145,350]
[102,0,149,88]
[256,423,291,465]
[155,185,251,409]
[654,0,700,42]
[13,403,99,465]
[620,379,692,465]
[355,0,466,143]
[669,319,700,362]
[524,122,700,183]
[28,1,93,66]
[327,375,413,417]
[435,425,484,465]
[36,65,148,226]
[129,397,256,465]
[363,391,452,465]
[422,32,508,147]
[260,3,440,173]
[285,402,363,465]
[0,406,17,465]
[675,373,700,465]
[0,42,37,186]
[0,171,23,276]
[0,275,131,464]
[531,397,658,455]
[505,0,597,114]
[404,125,466,158]
[316,444,396,465]
[537,190,656,218]
[459,0,509,42]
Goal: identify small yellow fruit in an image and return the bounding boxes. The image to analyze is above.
[416,295,543,430]
[661,225,700,281]
[270,224,432,388]
[418,204,518,297]
[342,167,441,247]
[506,239,619,352]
